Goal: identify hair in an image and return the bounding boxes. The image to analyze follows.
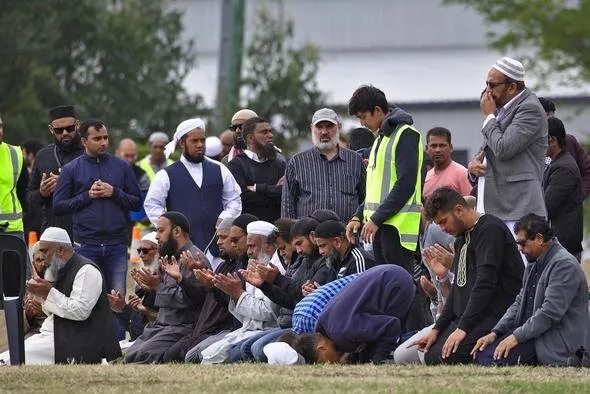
[348,127,375,151]
[424,186,467,220]
[22,140,45,156]
[538,97,556,114]
[290,333,320,364]
[348,85,389,116]
[506,77,526,92]
[241,116,269,141]
[513,213,553,242]
[274,218,296,243]
[426,127,452,145]
[547,117,566,148]
[290,217,320,238]
[78,118,106,138]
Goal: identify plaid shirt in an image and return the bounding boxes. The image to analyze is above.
[292,274,359,334]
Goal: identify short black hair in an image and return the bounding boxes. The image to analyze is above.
[291,333,320,364]
[290,217,319,238]
[548,117,566,148]
[22,140,45,156]
[241,117,269,141]
[514,213,553,242]
[426,127,452,145]
[78,118,106,138]
[348,85,388,116]
[538,97,556,114]
[424,187,467,220]
[274,217,296,243]
[348,127,375,151]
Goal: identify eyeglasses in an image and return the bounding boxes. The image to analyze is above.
[137,248,156,254]
[51,124,76,135]
[229,124,242,132]
[485,81,510,89]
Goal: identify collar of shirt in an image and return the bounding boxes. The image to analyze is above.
[180,154,203,169]
[499,88,527,113]
[313,146,344,162]
[244,149,265,163]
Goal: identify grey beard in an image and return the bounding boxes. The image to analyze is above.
[257,252,272,265]
[45,256,67,282]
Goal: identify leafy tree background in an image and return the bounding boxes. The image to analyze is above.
[0,0,203,145]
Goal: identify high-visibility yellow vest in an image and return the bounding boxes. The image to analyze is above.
[363,124,423,251]
[0,143,24,232]
[138,156,174,182]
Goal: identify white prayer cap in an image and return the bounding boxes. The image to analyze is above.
[492,57,525,81]
[141,231,158,246]
[40,227,71,245]
[205,136,223,158]
[164,118,206,159]
[263,342,306,365]
[231,109,258,123]
[247,221,277,237]
[148,131,169,144]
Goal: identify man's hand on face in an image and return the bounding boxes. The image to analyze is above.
[480,91,497,116]
[107,290,126,313]
[212,272,244,301]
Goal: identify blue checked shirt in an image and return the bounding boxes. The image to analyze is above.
[292,274,359,334]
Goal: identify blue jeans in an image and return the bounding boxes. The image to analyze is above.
[251,328,293,362]
[76,243,128,340]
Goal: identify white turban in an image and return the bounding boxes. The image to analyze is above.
[164,118,206,159]
[246,221,277,237]
[40,227,71,244]
[141,231,158,246]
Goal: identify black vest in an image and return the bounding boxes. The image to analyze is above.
[53,254,122,364]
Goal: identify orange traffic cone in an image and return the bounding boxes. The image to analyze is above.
[129,226,142,264]
[28,231,38,246]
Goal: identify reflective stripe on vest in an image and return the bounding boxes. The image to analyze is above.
[138,156,173,182]
[363,124,423,251]
[0,143,24,231]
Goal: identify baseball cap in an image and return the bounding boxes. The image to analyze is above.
[311,108,339,126]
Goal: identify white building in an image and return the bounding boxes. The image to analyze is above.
[172,0,590,163]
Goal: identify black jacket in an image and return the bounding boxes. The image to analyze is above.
[27,143,84,237]
[543,151,584,255]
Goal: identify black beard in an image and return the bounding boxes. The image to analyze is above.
[56,133,81,153]
[159,236,179,258]
[325,249,342,268]
[183,151,203,163]
[234,136,247,151]
[255,141,277,160]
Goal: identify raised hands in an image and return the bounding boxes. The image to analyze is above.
[180,250,206,271]
[422,243,455,279]
[131,267,161,291]
[161,256,182,283]
[107,289,126,313]
[128,293,148,314]
[212,272,244,301]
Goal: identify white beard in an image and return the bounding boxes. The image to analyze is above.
[312,131,339,151]
[44,255,67,282]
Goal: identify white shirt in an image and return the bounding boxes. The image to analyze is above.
[144,155,242,226]
[477,89,527,214]
[244,149,265,163]
[42,264,103,323]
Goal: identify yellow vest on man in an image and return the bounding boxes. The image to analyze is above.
[363,124,423,251]
[0,143,24,232]
[138,156,174,182]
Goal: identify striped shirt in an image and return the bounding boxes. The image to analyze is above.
[281,147,366,221]
[292,274,359,334]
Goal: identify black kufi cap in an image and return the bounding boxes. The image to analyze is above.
[49,105,76,121]
[161,211,191,234]
[309,209,339,223]
[314,220,345,239]
[232,214,259,231]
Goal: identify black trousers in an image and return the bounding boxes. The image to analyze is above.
[372,225,425,331]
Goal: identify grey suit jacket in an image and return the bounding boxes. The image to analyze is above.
[479,89,548,220]
[493,240,590,365]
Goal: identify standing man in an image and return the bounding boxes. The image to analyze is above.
[27,105,84,238]
[138,132,174,181]
[410,187,523,365]
[282,108,365,222]
[144,118,242,259]
[345,86,423,328]
[223,109,258,164]
[423,127,472,199]
[227,117,286,222]
[53,118,141,338]
[468,57,547,229]
[543,118,583,260]
[0,114,28,237]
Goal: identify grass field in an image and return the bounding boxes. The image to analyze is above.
[0,364,589,393]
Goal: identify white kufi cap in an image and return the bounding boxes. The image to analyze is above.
[205,136,223,158]
[246,221,277,237]
[263,342,306,365]
[40,227,71,244]
[492,57,525,81]
[141,231,158,246]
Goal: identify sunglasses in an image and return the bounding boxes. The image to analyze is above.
[51,124,76,135]
[137,247,156,254]
[229,124,242,132]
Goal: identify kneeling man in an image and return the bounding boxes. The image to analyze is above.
[0,227,121,364]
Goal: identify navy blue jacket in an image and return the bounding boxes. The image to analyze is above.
[53,153,141,245]
[317,265,415,363]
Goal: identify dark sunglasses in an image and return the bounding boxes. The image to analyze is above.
[229,124,241,132]
[485,81,511,89]
[137,247,156,254]
[51,124,76,135]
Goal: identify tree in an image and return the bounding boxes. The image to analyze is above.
[0,0,202,145]
[240,1,325,150]
[444,0,590,86]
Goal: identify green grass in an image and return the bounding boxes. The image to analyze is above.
[0,364,589,393]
